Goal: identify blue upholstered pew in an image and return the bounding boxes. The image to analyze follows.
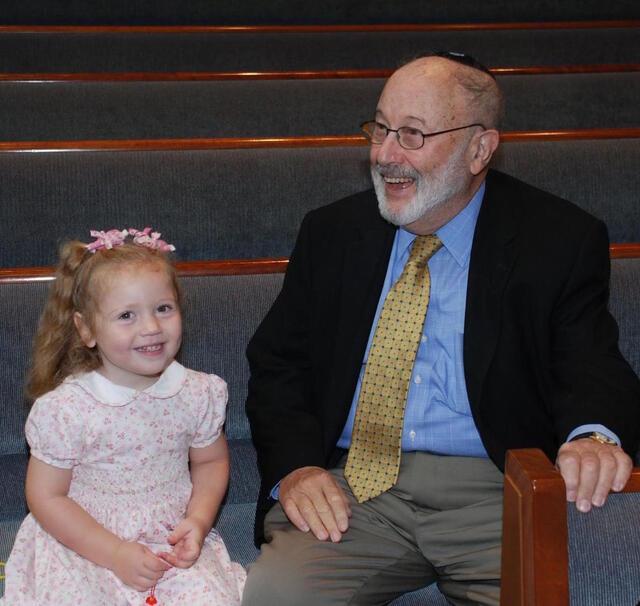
[0,24,638,73]
[2,133,639,269]
[1,2,638,25]
[1,70,639,140]
[1,253,639,602]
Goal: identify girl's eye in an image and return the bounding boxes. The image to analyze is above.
[118,311,133,320]
[157,304,173,313]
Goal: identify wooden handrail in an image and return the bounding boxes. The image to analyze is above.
[0,21,638,34]
[501,448,640,605]
[1,64,638,81]
[0,128,639,153]
[1,246,637,284]
[0,258,289,284]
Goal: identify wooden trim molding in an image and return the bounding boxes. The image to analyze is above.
[0,21,638,34]
[1,246,637,284]
[0,135,365,152]
[501,449,570,606]
[0,128,638,153]
[175,258,288,276]
[610,243,640,259]
[501,448,640,605]
[0,258,289,284]
[2,64,639,82]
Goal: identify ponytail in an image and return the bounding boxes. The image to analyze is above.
[26,241,101,400]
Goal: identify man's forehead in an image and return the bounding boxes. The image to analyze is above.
[377,60,460,121]
[392,57,458,84]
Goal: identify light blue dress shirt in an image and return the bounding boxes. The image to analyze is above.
[337,183,619,456]
[337,184,488,456]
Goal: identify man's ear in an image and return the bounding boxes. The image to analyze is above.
[73,312,96,348]
[469,129,500,175]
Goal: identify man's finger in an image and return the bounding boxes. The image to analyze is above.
[297,494,331,541]
[313,496,343,542]
[557,448,580,502]
[281,496,312,534]
[612,449,633,492]
[575,452,600,512]
[590,450,617,507]
[323,482,351,537]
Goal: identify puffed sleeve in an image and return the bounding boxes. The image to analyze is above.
[25,387,85,469]
[191,374,228,449]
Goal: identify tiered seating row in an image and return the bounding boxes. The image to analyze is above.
[2,2,639,24]
[1,69,638,139]
[1,23,639,71]
[2,131,639,268]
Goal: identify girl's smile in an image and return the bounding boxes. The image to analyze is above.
[75,264,182,391]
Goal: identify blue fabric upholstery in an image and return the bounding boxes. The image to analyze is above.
[0,28,639,73]
[2,0,638,25]
[2,72,638,141]
[568,493,640,605]
[2,140,640,269]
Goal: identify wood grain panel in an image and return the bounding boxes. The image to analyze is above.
[0,128,638,153]
[1,21,638,34]
[2,64,638,81]
[2,246,637,284]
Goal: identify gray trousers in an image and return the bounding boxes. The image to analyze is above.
[242,452,504,606]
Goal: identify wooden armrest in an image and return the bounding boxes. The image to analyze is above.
[501,448,569,606]
[501,448,640,605]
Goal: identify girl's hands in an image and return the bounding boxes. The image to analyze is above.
[111,541,171,591]
[159,517,207,569]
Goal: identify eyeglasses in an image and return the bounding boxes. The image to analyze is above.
[361,120,485,150]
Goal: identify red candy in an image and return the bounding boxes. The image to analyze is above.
[145,596,158,605]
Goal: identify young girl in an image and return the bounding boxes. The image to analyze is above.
[1,228,246,605]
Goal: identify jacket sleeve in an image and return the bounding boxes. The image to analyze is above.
[246,212,327,508]
[549,219,640,454]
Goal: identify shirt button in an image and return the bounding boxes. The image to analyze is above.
[409,430,416,441]
[414,375,422,384]
[421,335,427,343]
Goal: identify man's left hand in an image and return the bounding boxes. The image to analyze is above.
[556,439,632,512]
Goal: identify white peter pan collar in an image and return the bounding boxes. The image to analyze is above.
[66,360,187,407]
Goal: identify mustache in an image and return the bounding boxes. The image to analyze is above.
[373,163,420,180]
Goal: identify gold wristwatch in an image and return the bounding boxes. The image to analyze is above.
[570,431,618,446]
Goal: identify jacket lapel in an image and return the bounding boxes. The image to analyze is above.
[328,204,396,427]
[464,171,520,412]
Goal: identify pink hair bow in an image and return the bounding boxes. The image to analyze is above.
[86,229,128,252]
[86,227,176,253]
[128,227,176,252]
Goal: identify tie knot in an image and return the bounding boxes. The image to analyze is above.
[408,235,442,266]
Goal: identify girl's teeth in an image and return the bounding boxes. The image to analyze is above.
[138,345,161,352]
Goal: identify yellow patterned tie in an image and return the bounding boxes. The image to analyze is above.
[345,234,442,502]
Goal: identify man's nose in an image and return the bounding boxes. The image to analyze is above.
[375,130,405,164]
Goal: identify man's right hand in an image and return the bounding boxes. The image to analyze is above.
[279,466,352,542]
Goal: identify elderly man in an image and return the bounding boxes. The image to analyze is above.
[243,53,640,605]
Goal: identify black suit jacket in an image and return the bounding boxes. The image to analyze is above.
[246,169,640,542]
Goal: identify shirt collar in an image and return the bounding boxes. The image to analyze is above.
[66,360,187,407]
[397,181,485,269]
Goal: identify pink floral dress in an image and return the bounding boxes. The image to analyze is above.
[1,362,246,605]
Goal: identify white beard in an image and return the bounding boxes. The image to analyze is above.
[372,145,469,227]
